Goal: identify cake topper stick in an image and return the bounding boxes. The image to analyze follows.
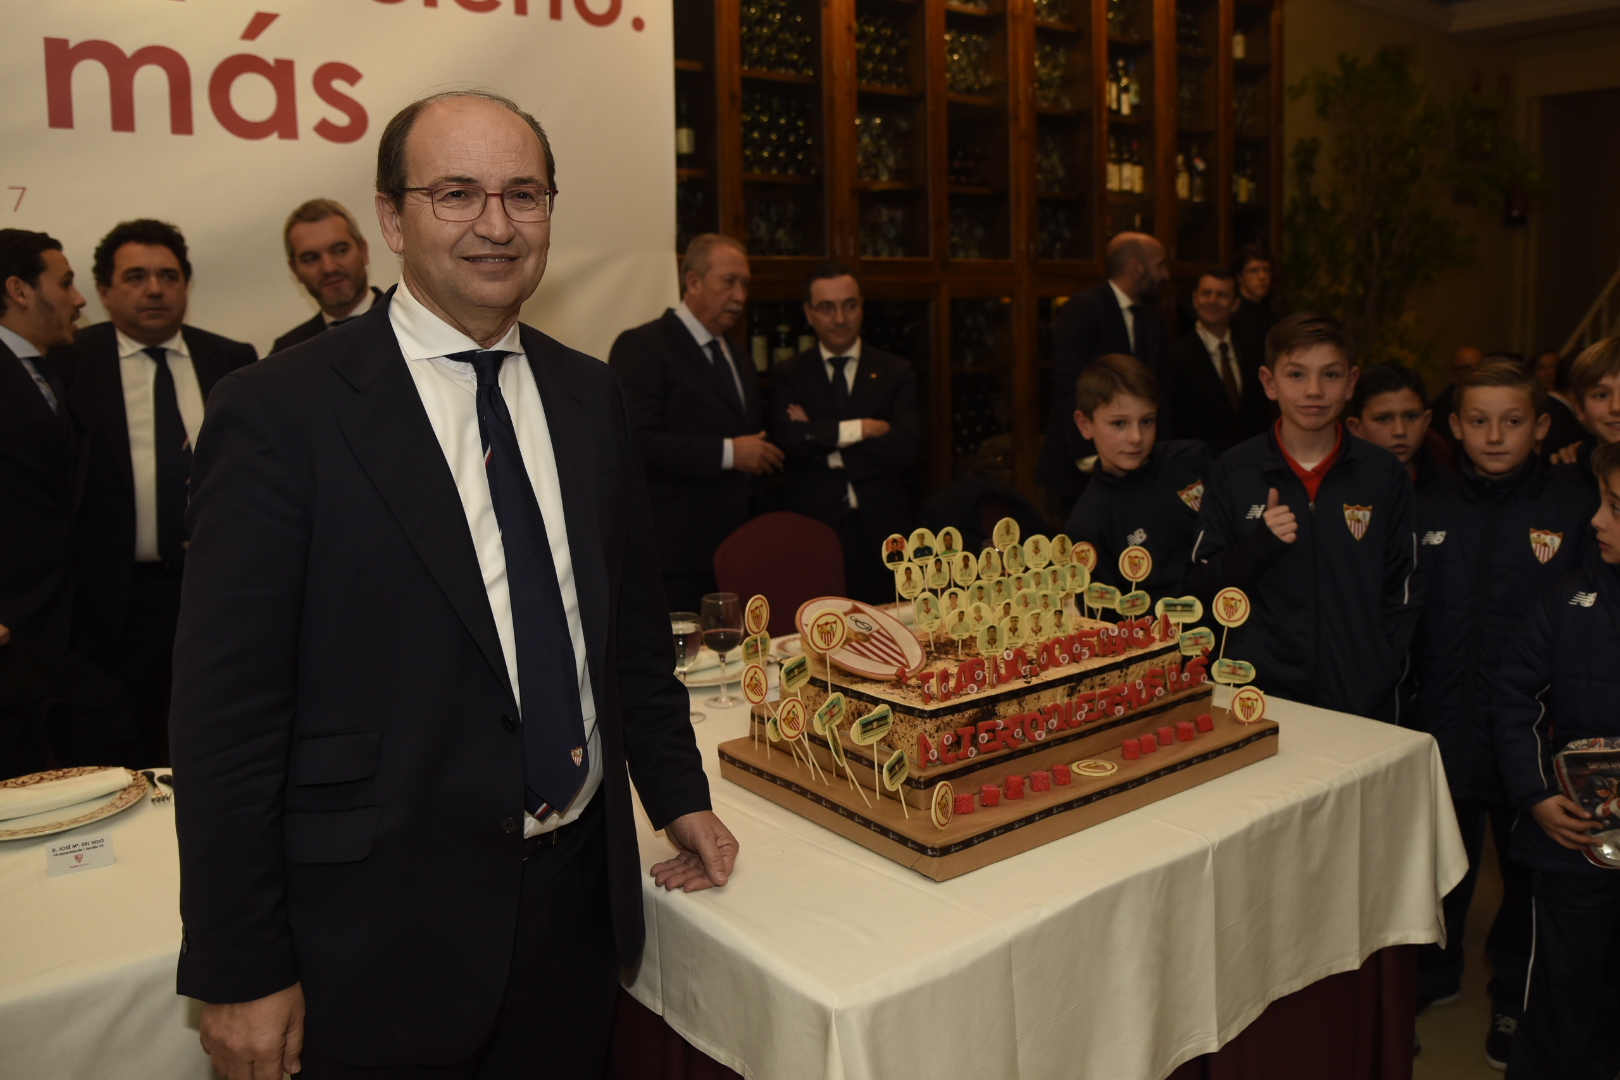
[850,705,894,804]
[806,609,849,699]
[1212,587,1251,665]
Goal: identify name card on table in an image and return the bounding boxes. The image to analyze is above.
[47,833,115,877]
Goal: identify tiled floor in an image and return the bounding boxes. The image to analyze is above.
[1414,839,1509,1080]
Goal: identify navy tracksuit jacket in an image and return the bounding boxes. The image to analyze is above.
[1063,440,1214,600]
[1190,426,1420,721]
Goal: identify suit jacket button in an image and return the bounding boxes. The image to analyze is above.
[501,714,518,732]
[500,817,520,834]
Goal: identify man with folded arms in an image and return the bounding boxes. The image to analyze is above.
[171,90,736,1079]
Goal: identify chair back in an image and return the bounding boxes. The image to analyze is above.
[713,512,846,637]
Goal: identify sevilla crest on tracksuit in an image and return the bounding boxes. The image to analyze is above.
[1343,504,1372,541]
[1530,528,1564,565]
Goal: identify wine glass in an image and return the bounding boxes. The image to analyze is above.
[700,592,744,709]
[671,612,706,724]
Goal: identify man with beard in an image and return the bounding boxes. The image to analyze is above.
[1037,231,1170,504]
[271,199,384,354]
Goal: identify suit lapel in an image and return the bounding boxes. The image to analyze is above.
[664,312,747,422]
[522,327,608,697]
[332,304,515,701]
[183,328,231,400]
[798,351,840,420]
[79,327,136,497]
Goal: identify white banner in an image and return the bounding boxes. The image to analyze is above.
[2,0,677,360]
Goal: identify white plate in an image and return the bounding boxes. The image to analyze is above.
[0,767,149,842]
[679,653,750,688]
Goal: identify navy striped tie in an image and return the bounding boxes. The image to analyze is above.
[450,349,589,818]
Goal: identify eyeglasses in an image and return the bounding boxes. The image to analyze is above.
[809,299,861,317]
[401,184,558,223]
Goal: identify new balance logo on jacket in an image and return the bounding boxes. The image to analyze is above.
[1571,591,1597,608]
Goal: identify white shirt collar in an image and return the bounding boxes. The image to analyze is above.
[818,339,861,364]
[324,287,376,326]
[1195,323,1233,352]
[0,324,41,359]
[1108,280,1136,312]
[116,327,188,360]
[673,301,718,349]
[390,279,522,361]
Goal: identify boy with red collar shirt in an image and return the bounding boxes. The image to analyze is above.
[1189,312,1420,722]
[1063,355,1213,599]
[1406,362,1593,1063]
[1492,441,1620,1080]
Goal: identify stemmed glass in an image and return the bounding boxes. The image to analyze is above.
[670,612,706,724]
[700,592,744,709]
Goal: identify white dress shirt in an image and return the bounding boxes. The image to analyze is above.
[673,302,746,470]
[0,324,58,412]
[817,339,867,508]
[1195,324,1242,394]
[390,280,601,835]
[1109,281,1137,353]
[117,329,205,563]
[324,286,377,325]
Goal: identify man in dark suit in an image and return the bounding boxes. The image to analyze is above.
[1228,244,1277,368]
[1037,231,1170,504]
[1163,269,1271,456]
[770,262,919,602]
[0,230,137,777]
[270,198,385,354]
[609,234,783,611]
[171,90,734,1080]
[61,219,256,764]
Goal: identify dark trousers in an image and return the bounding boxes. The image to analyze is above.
[0,634,138,779]
[101,565,183,766]
[1418,799,1534,1015]
[838,508,893,606]
[300,797,620,1079]
[1507,869,1620,1080]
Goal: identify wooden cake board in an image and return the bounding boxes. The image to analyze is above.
[719,703,1279,881]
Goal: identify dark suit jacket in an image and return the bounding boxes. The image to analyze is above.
[271,287,385,355]
[607,309,764,578]
[0,340,85,645]
[169,295,710,1065]
[769,344,919,539]
[1037,282,1168,499]
[1229,294,1277,368]
[1163,328,1272,456]
[58,322,256,656]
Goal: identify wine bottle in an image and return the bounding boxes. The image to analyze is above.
[773,323,795,364]
[1119,61,1132,117]
[1106,60,1119,114]
[1106,135,1120,192]
[676,92,696,169]
[1130,140,1144,194]
[1232,31,1247,60]
[1128,60,1142,111]
[1175,153,1190,201]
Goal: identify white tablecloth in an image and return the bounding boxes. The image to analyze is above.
[626,687,1467,1080]
[0,688,1465,1080]
[0,787,210,1079]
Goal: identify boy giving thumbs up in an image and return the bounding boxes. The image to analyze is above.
[1188,313,1420,723]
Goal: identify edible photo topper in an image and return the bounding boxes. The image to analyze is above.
[953,550,979,587]
[813,691,847,734]
[895,562,924,600]
[1050,533,1073,566]
[882,533,908,565]
[808,609,848,653]
[992,516,1021,551]
[1230,685,1267,724]
[931,781,955,830]
[741,632,771,665]
[780,653,812,693]
[1071,541,1098,573]
[913,593,942,632]
[937,526,963,558]
[1117,590,1151,617]
[1213,587,1251,628]
[927,556,952,591]
[1213,658,1257,685]
[777,697,807,740]
[1155,596,1204,624]
[1179,627,1216,655]
[908,527,937,562]
[1085,582,1121,612]
[745,594,771,637]
[1024,534,1051,569]
[978,547,1003,579]
[977,622,1002,655]
[742,663,769,705]
[1119,545,1153,587]
[967,602,993,632]
[1002,542,1026,574]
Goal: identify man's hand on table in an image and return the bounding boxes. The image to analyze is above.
[652,810,739,892]
[200,981,305,1078]
[1531,793,1602,850]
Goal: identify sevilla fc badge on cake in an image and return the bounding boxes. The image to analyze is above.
[1530,528,1564,565]
[1343,504,1372,541]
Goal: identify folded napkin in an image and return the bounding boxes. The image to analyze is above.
[685,647,737,674]
[0,768,131,822]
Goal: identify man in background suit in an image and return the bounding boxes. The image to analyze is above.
[1037,231,1170,504]
[1163,269,1271,456]
[609,234,783,611]
[0,229,136,776]
[271,199,385,354]
[771,262,919,603]
[172,90,733,1079]
[1228,244,1277,368]
[63,219,256,764]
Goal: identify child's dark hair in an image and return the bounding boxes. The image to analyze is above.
[1265,312,1352,368]
[1456,359,1548,418]
[1349,363,1426,418]
[1074,354,1160,415]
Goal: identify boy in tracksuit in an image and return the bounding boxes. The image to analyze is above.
[1405,362,1593,1065]
[1063,354,1213,600]
[1493,440,1620,1080]
[1549,335,1620,488]
[1190,312,1419,722]
[1345,362,1454,501]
